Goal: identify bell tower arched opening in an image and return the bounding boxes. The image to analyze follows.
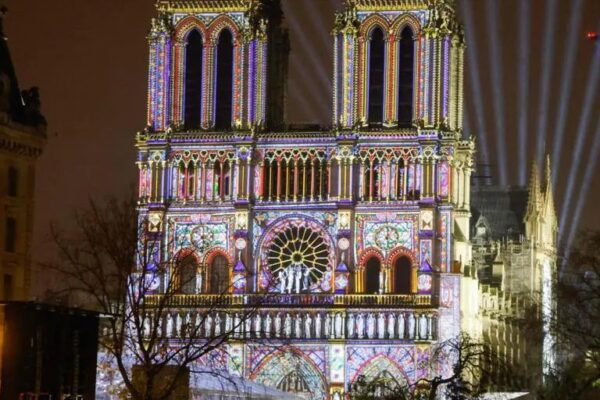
[367,27,385,125]
[184,29,203,129]
[397,26,414,127]
[215,29,233,130]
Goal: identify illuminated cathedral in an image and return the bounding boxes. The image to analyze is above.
[130,0,555,398]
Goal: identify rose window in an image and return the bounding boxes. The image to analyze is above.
[267,225,330,292]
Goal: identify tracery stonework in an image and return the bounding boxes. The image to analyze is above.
[115,0,553,398]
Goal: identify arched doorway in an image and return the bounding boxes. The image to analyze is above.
[210,254,229,294]
[251,349,327,400]
[365,257,381,294]
[393,256,412,294]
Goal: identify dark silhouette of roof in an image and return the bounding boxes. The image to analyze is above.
[471,185,528,240]
[0,6,46,128]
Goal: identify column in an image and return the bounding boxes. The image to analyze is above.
[232,159,239,201]
[337,158,342,199]
[326,160,332,200]
[389,161,396,200]
[369,161,374,202]
[293,158,299,201]
[311,158,316,201]
[465,167,471,209]
[246,158,252,200]
[348,158,354,201]
[358,160,365,201]
[276,160,282,201]
[451,161,458,204]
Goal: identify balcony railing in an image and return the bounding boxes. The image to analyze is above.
[138,308,437,342]
[144,293,433,308]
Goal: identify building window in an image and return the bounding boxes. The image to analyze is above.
[175,252,198,294]
[210,254,229,294]
[367,27,385,125]
[3,274,13,300]
[215,29,234,130]
[5,217,16,253]
[184,29,203,130]
[7,166,18,197]
[393,256,412,294]
[397,27,414,127]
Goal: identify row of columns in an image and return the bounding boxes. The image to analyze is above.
[260,158,329,202]
[138,155,468,206]
[145,310,436,341]
[138,159,253,203]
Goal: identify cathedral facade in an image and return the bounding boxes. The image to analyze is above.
[134,0,495,398]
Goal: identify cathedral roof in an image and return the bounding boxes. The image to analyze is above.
[470,185,528,240]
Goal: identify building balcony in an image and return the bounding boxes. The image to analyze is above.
[139,306,438,342]
[143,293,434,308]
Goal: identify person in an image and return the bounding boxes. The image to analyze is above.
[275,313,282,338]
[357,313,365,338]
[367,313,375,338]
[265,313,272,338]
[315,313,322,338]
[284,313,292,338]
[214,313,222,336]
[286,265,295,293]
[305,314,312,338]
[334,313,343,338]
[278,269,287,294]
[294,264,302,294]
[302,265,310,291]
[387,313,395,339]
[347,313,355,338]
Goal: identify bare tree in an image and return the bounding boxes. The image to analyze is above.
[348,333,497,400]
[538,229,600,399]
[45,195,272,400]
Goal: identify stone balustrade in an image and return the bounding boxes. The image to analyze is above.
[143,293,433,308]
[141,310,437,341]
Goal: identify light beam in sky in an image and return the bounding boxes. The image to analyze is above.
[535,0,558,168]
[517,0,531,186]
[559,30,600,234]
[485,0,508,185]
[551,0,583,186]
[460,0,490,166]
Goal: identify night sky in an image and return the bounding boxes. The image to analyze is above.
[3,0,600,295]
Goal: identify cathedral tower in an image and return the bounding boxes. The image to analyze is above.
[130,1,476,398]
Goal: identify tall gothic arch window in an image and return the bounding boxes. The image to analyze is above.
[367,27,385,125]
[210,254,229,294]
[176,253,198,294]
[393,256,412,294]
[365,257,381,294]
[215,29,234,130]
[397,27,414,127]
[184,29,203,129]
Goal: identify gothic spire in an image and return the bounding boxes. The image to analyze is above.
[525,161,541,219]
[542,155,558,235]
